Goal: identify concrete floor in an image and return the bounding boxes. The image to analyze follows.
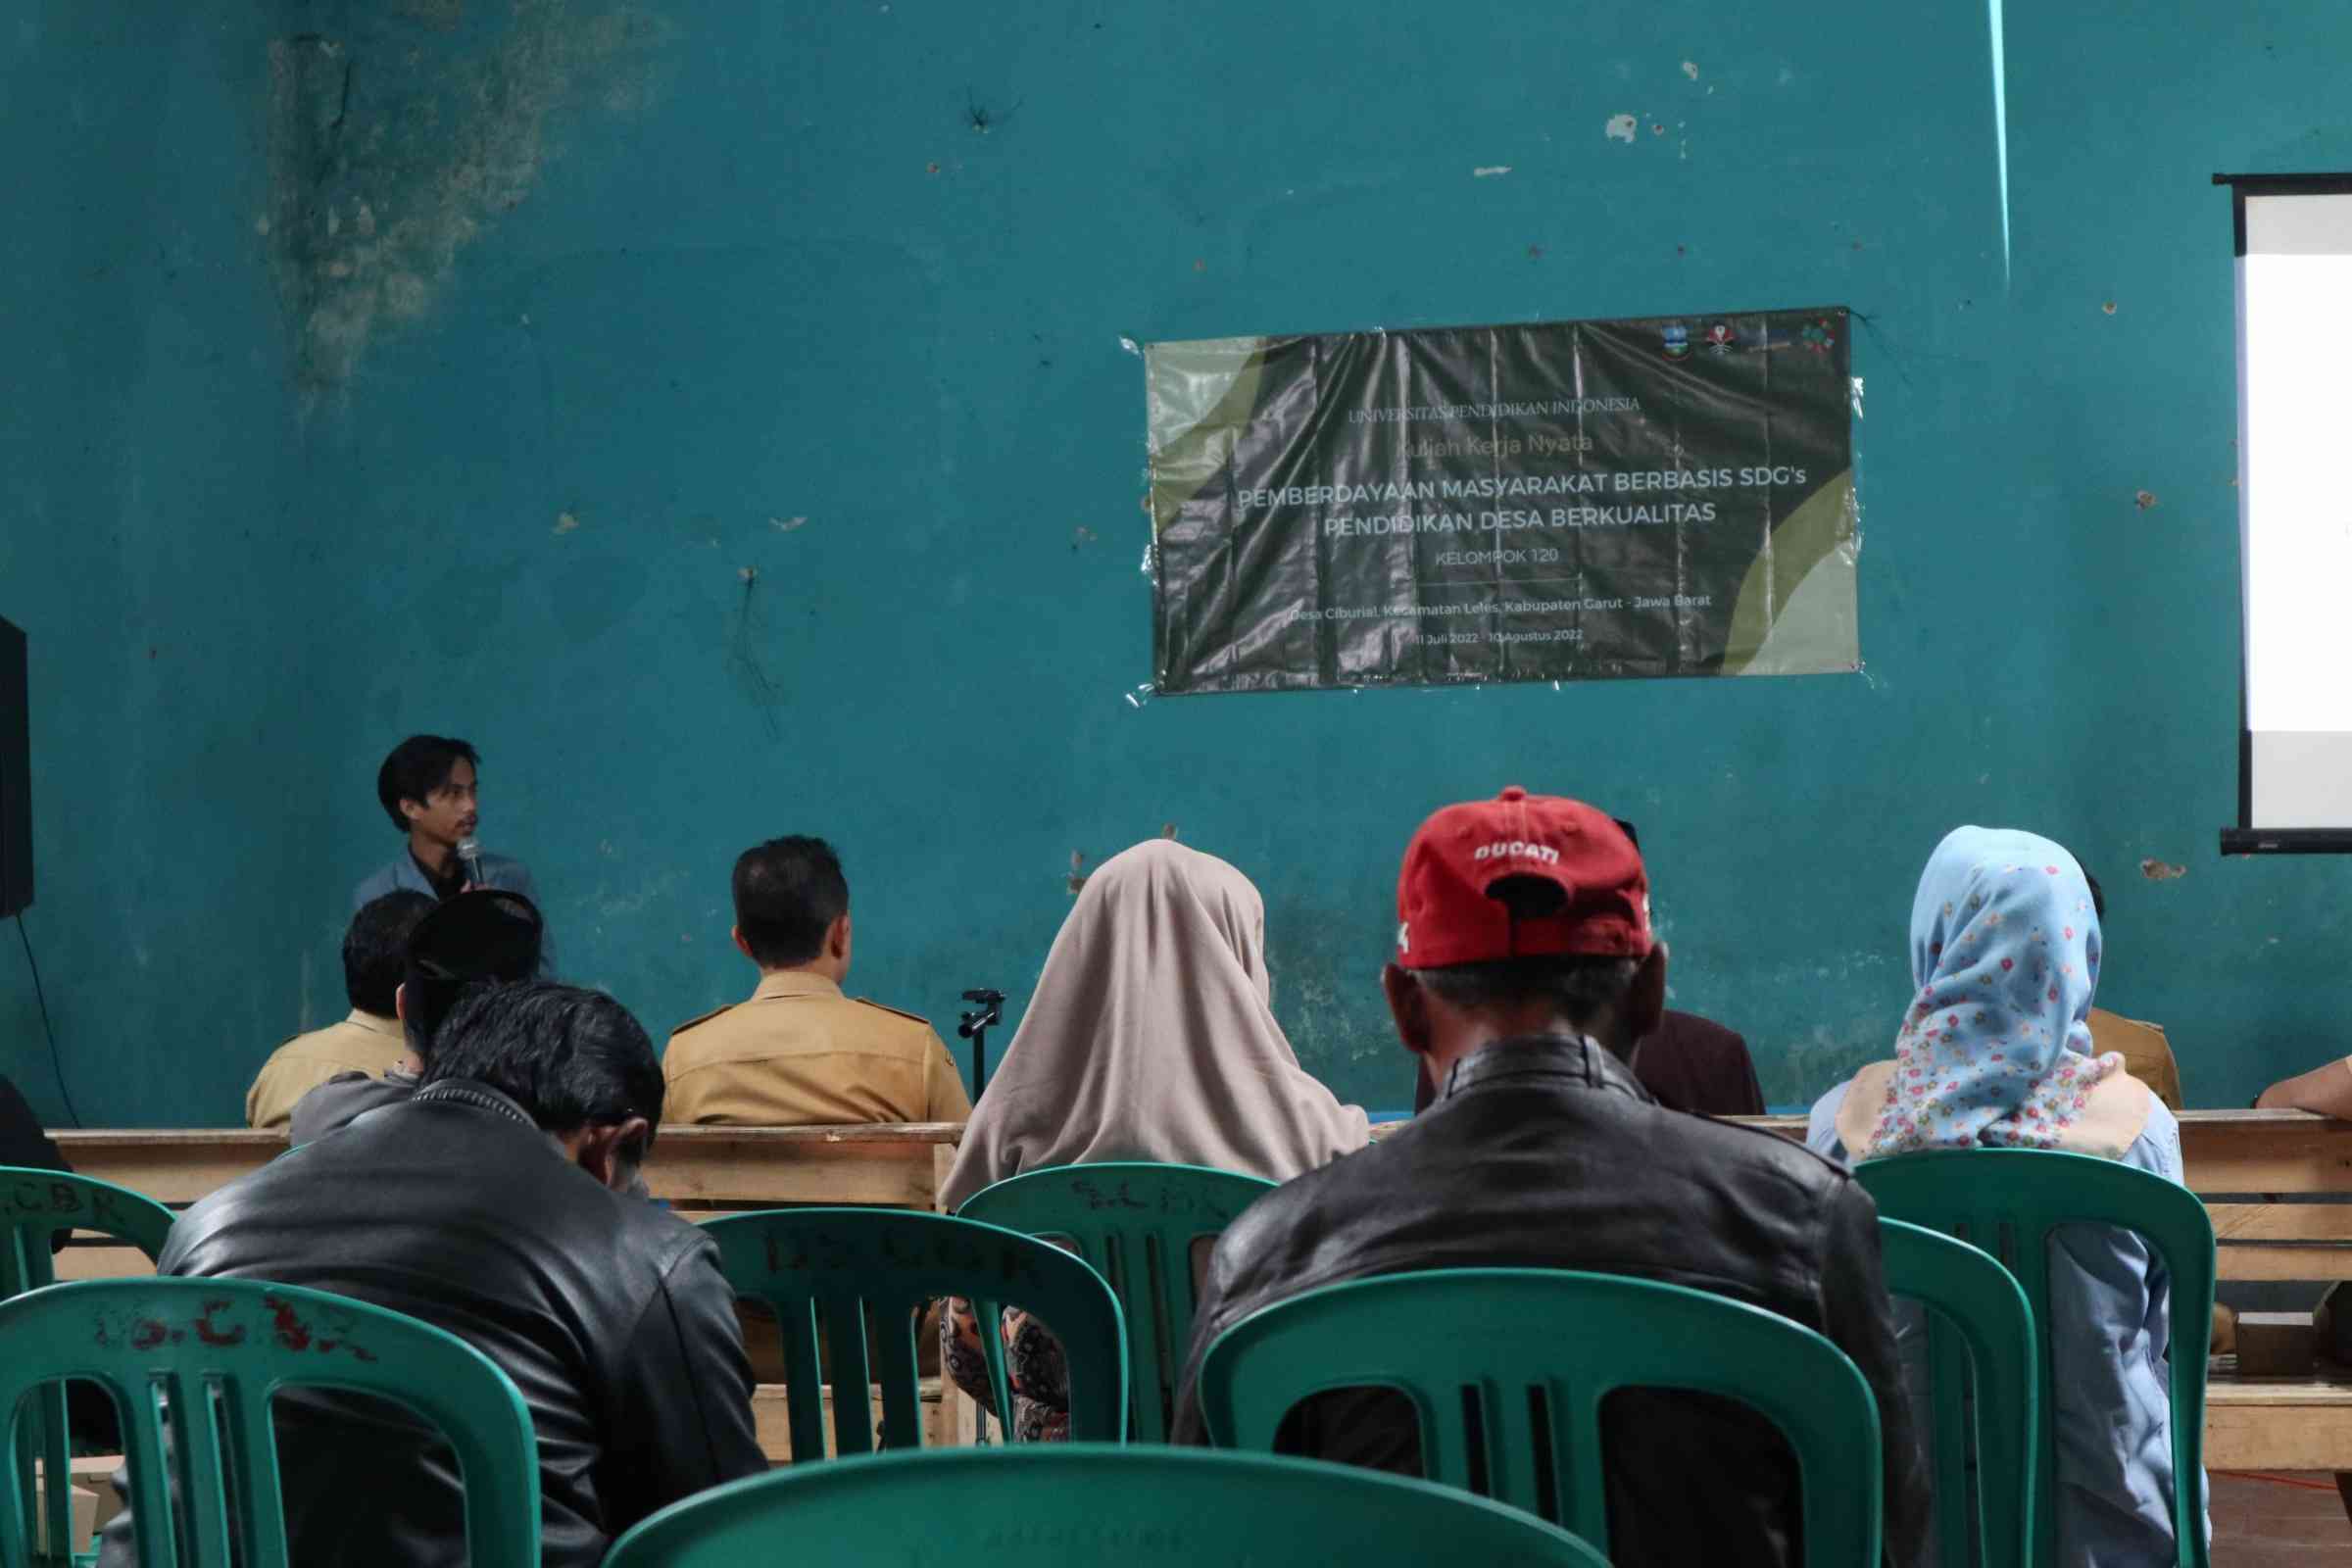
[2215,1472,2352,1563]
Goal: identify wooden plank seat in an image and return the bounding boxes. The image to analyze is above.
[48,1122,971,1210]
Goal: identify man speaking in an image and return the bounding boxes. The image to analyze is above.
[352,735,552,965]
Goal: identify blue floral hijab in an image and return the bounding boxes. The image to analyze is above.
[1840,826,2152,1159]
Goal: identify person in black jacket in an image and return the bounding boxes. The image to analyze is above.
[99,981,763,1568]
[0,1071,66,1174]
[1172,787,1928,1566]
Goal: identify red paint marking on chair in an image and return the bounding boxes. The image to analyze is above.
[265,1297,312,1351]
[194,1300,246,1348]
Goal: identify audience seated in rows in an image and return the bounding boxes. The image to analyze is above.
[286,888,545,1146]
[1807,825,2206,1563]
[244,891,433,1130]
[662,834,972,1125]
[98,980,763,1568]
[1168,788,1930,1566]
[27,806,2241,1567]
[937,837,1371,1439]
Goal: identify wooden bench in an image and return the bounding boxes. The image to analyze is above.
[1742,1108,2352,1471]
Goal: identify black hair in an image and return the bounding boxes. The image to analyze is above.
[732,835,849,969]
[403,890,546,1060]
[376,735,481,833]
[2083,869,2106,922]
[421,981,664,1160]
[1408,875,1640,1023]
[343,892,436,1016]
[1410,954,1642,1022]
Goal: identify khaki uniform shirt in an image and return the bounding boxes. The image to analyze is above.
[662,970,973,1126]
[246,1010,409,1130]
[2088,1007,2183,1111]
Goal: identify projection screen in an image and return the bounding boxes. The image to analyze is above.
[2222,175,2352,851]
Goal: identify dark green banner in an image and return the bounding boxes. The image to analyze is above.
[1146,308,1858,694]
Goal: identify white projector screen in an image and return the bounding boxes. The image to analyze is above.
[2233,183,2352,837]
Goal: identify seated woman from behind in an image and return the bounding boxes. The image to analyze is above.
[1809,825,2204,1566]
[938,838,1370,1439]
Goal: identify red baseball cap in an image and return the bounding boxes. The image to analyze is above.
[1395,786,1652,968]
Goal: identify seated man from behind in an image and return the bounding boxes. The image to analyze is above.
[1410,816,1764,1118]
[288,888,544,1145]
[99,980,764,1568]
[663,835,972,1125]
[245,891,434,1130]
[1172,787,1927,1566]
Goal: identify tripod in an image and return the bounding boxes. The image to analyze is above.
[957,988,1004,1095]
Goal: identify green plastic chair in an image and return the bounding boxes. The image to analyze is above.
[1,1167,177,1565]
[701,1207,1128,1460]
[0,1277,540,1568]
[0,1167,177,1298]
[1856,1149,2216,1568]
[603,1444,1611,1567]
[956,1161,1276,1442]
[1878,1217,2038,1568]
[1195,1266,1880,1566]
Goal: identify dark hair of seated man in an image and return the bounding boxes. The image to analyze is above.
[731,834,849,969]
[402,888,547,1061]
[284,889,547,1149]
[424,979,664,1190]
[343,890,436,1016]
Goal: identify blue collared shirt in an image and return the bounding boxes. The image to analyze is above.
[351,850,554,971]
[1809,1083,2206,1567]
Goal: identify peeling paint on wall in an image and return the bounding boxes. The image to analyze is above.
[1604,113,1638,143]
[265,1,677,411]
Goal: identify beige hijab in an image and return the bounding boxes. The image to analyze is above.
[940,839,1370,1209]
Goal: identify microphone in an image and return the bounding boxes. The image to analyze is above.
[456,837,485,888]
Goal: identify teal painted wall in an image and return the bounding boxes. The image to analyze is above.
[9,2,2348,1123]
[1,9,322,1126]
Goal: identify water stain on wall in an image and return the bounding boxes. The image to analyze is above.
[394,0,467,29]
[265,1,675,412]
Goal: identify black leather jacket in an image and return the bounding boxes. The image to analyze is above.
[0,1071,67,1173]
[98,1081,764,1568]
[1172,1036,1929,1567]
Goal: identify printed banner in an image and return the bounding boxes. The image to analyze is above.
[1145,308,1858,694]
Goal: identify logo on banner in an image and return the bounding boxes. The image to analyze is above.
[1660,323,1690,360]
[1799,318,1838,355]
[1703,322,1737,356]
